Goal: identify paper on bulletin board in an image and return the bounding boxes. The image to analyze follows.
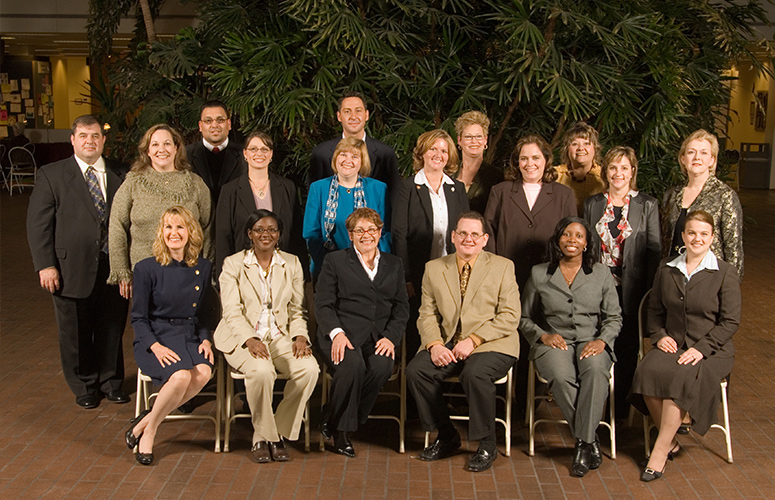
[21,79,30,90]
[0,84,10,93]
[24,99,33,107]
[21,90,29,99]
[0,73,8,84]
[17,113,25,123]
[0,128,8,139]
[26,109,34,119]
[41,94,49,104]
[10,103,21,113]
[10,80,18,91]
[9,94,21,103]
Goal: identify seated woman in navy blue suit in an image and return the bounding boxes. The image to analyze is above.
[303,137,390,278]
[124,206,216,466]
[315,208,409,457]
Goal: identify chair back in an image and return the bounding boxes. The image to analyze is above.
[9,146,36,168]
[23,142,35,155]
[637,289,652,362]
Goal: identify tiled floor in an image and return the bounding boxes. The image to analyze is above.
[2,187,774,499]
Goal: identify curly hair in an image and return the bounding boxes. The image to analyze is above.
[504,134,557,183]
[454,111,490,138]
[153,206,203,267]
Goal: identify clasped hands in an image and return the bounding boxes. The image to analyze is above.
[656,336,704,366]
[331,333,394,365]
[429,337,476,367]
[246,336,312,360]
[540,333,605,360]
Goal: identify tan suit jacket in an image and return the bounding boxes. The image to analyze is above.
[417,251,521,358]
[214,249,309,353]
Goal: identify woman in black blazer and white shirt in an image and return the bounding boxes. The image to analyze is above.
[215,131,307,280]
[583,146,661,419]
[392,129,469,355]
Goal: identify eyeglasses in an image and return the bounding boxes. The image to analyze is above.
[251,227,279,235]
[455,230,484,241]
[201,117,227,125]
[462,134,485,142]
[351,227,380,237]
[246,147,271,154]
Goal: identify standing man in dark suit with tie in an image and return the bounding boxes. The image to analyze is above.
[308,91,400,197]
[27,115,130,409]
[186,100,246,206]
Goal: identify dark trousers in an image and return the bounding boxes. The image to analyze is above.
[613,312,638,420]
[406,349,515,442]
[51,255,128,397]
[324,340,395,432]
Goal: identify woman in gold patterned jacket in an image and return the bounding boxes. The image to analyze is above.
[661,129,743,280]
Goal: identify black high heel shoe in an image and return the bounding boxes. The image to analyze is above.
[641,456,668,482]
[125,410,150,449]
[667,442,681,460]
[135,451,154,466]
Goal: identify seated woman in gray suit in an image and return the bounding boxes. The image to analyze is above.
[315,208,409,457]
[631,210,740,482]
[520,217,621,478]
[583,146,661,420]
[214,210,319,464]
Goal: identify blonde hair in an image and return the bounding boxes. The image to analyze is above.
[331,137,371,177]
[602,146,639,190]
[412,129,459,175]
[131,124,190,173]
[152,206,203,267]
[678,129,719,175]
[560,121,602,167]
[454,111,490,138]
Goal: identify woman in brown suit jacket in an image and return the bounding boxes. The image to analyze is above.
[484,134,576,413]
[630,210,741,482]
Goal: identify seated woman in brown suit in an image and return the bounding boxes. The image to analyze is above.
[631,210,741,482]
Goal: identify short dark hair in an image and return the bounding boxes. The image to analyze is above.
[345,207,384,232]
[455,211,486,234]
[685,210,715,233]
[244,210,283,249]
[71,115,103,136]
[338,91,367,111]
[200,100,229,118]
[547,216,598,269]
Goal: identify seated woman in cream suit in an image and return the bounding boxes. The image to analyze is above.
[214,209,319,463]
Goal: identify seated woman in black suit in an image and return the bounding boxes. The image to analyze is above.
[215,131,307,280]
[631,210,741,482]
[315,208,409,457]
[124,206,217,466]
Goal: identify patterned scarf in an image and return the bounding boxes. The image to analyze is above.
[323,175,366,250]
[596,190,636,284]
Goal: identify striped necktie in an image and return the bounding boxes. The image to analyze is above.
[85,166,108,252]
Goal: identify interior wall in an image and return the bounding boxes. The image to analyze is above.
[726,62,772,149]
[51,56,91,130]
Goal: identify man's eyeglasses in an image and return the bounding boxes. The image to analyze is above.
[455,230,484,241]
[201,117,228,125]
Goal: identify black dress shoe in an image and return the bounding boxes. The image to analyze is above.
[135,451,154,466]
[76,394,100,409]
[333,431,355,458]
[588,438,602,470]
[270,439,291,462]
[320,420,333,441]
[419,433,461,462]
[466,447,497,472]
[106,390,130,404]
[676,423,691,435]
[125,410,151,449]
[251,441,272,463]
[640,464,665,482]
[571,439,591,477]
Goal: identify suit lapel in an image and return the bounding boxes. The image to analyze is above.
[219,146,240,186]
[461,252,489,307]
[415,182,434,225]
[66,158,100,224]
[237,176,256,214]
[508,183,533,221]
[686,267,714,292]
[442,257,462,311]
[548,265,573,297]
[191,144,214,188]
[243,259,267,304]
[346,247,375,287]
[622,194,642,263]
[530,183,554,217]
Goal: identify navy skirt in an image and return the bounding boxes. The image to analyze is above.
[134,318,213,385]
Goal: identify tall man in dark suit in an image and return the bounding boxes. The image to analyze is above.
[406,211,521,472]
[186,100,246,206]
[308,91,400,196]
[27,115,129,409]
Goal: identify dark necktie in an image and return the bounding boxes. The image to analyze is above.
[212,146,220,153]
[85,166,107,252]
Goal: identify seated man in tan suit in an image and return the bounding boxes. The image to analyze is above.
[406,211,521,472]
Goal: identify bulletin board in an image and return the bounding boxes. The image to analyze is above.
[0,60,53,137]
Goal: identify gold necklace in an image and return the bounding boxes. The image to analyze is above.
[249,176,270,198]
[559,264,581,286]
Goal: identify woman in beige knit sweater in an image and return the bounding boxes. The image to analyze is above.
[108,124,212,298]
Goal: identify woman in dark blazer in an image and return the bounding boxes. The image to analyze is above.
[392,129,469,355]
[631,210,740,482]
[484,134,576,411]
[215,131,307,280]
[315,208,409,457]
[453,111,503,214]
[583,146,661,419]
